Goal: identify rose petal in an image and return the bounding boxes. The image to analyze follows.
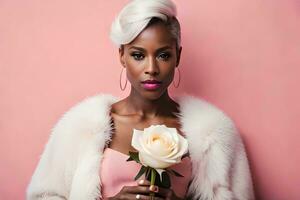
[139,151,174,169]
[162,128,180,158]
[141,149,179,164]
[131,129,144,151]
[148,136,170,156]
[144,128,169,155]
[132,125,189,169]
[166,133,189,160]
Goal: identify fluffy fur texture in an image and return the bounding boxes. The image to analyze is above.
[26,93,255,200]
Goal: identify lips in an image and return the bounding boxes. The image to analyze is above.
[141,79,162,90]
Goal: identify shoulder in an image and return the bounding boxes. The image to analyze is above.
[59,93,118,123]
[180,95,252,199]
[176,93,237,132]
[50,93,119,140]
[176,93,240,151]
[38,93,120,165]
[176,93,227,123]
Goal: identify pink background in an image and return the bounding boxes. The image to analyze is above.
[1,0,299,199]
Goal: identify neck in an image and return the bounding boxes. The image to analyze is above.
[124,87,178,119]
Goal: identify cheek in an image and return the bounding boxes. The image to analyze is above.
[161,65,175,83]
[125,61,144,83]
[166,70,175,84]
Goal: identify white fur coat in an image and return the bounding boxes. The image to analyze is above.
[26,93,255,200]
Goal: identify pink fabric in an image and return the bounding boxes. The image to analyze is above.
[100,148,192,199]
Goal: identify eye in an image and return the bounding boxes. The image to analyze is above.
[158,52,171,61]
[131,52,145,61]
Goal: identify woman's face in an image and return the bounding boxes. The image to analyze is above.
[119,21,182,100]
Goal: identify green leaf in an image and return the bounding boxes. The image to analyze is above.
[134,166,147,180]
[161,171,171,188]
[170,169,184,177]
[127,151,140,163]
[182,153,189,159]
[145,167,150,180]
[126,157,134,161]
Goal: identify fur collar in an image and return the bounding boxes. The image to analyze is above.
[27,93,254,200]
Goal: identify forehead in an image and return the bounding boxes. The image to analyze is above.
[127,22,176,49]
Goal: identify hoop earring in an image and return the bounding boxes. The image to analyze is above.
[173,67,181,88]
[119,67,127,91]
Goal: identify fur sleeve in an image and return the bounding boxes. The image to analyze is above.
[26,97,91,200]
[26,130,68,199]
[26,94,116,200]
[26,113,73,200]
[186,114,255,200]
[27,95,102,200]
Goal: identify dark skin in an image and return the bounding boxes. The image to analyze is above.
[107,20,185,200]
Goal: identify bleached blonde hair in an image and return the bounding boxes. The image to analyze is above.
[110,0,181,49]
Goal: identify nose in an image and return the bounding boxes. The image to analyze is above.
[145,56,159,76]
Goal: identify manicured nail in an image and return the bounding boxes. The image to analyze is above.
[138,179,144,184]
[149,185,159,193]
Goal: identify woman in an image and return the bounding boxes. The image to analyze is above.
[26,0,255,199]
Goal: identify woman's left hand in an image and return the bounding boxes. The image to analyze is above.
[138,179,184,200]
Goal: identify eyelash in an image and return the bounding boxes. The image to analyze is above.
[131,53,144,61]
[130,52,171,61]
[159,52,171,60]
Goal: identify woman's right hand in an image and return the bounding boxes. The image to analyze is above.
[108,180,163,200]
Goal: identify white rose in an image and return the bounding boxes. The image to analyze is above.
[131,124,188,169]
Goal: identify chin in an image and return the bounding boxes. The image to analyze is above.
[142,92,161,100]
[133,84,169,100]
[134,87,157,97]
[142,89,169,101]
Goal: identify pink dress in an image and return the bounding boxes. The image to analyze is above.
[100,148,192,199]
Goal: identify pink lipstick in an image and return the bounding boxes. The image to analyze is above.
[141,80,162,90]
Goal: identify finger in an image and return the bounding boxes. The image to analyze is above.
[149,185,159,193]
[137,179,151,186]
[151,187,172,198]
[131,194,164,200]
[150,196,165,200]
[122,185,151,195]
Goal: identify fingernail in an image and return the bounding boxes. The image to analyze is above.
[138,179,144,184]
[149,185,159,193]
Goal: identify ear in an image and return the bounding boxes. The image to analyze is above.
[176,46,182,67]
[119,46,126,67]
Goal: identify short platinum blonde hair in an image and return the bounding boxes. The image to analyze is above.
[110,0,181,49]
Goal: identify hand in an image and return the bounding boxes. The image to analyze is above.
[137,179,184,200]
[107,179,164,200]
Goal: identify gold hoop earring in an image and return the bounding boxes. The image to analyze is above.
[119,67,127,91]
[173,67,181,88]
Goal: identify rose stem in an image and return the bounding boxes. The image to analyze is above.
[150,168,156,199]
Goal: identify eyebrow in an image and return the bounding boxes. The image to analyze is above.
[129,45,172,52]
